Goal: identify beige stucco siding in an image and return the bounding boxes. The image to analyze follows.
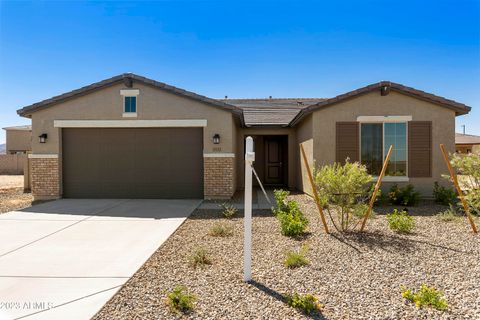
[30,82,236,155]
[6,130,32,153]
[309,90,455,196]
[296,114,313,195]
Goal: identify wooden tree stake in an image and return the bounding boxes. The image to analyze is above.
[360,145,394,232]
[440,144,478,234]
[300,144,329,234]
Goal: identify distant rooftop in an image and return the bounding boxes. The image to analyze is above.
[455,133,480,145]
[2,125,32,131]
[219,98,325,126]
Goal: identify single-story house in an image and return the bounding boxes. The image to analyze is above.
[17,73,470,201]
[2,125,32,154]
[455,133,480,154]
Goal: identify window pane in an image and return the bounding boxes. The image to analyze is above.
[124,97,131,112]
[124,96,137,113]
[130,97,137,112]
[384,123,407,176]
[361,123,383,175]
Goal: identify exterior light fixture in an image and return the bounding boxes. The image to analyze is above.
[213,134,220,144]
[39,133,48,143]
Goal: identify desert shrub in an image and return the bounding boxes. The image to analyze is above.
[277,200,309,236]
[284,245,310,268]
[286,292,324,314]
[314,160,371,232]
[433,182,457,205]
[448,153,480,215]
[401,284,448,311]
[386,209,415,233]
[166,285,196,314]
[436,205,462,222]
[273,189,289,215]
[188,247,212,268]
[209,222,233,237]
[388,184,421,206]
[220,202,238,218]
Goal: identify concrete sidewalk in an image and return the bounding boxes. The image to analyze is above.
[0,199,201,320]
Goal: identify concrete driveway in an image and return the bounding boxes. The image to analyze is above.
[0,199,201,320]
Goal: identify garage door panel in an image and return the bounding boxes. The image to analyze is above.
[62,128,203,199]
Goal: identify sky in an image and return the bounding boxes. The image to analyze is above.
[0,0,479,144]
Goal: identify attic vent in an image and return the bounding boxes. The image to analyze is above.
[380,85,390,96]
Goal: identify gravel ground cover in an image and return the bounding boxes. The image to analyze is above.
[0,187,33,213]
[94,194,480,320]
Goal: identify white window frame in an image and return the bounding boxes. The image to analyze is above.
[120,89,139,117]
[357,116,410,182]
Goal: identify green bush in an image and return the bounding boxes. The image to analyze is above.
[286,292,323,314]
[220,202,238,218]
[436,205,462,223]
[433,182,457,205]
[277,200,309,236]
[188,247,212,268]
[314,160,371,232]
[273,189,289,215]
[284,245,310,269]
[166,285,196,314]
[386,209,415,233]
[388,184,421,206]
[401,284,448,311]
[209,222,233,237]
[448,153,480,215]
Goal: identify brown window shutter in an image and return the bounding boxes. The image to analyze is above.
[408,121,432,177]
[336,122,359,164]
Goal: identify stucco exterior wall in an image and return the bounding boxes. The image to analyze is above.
[296,114,313,195]
[6,130,32,153]
[30,82,236,155]
[309,90,455,196]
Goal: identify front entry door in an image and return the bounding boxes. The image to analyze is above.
[265,137,284,185]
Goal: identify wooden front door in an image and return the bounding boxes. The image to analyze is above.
[264,137,284,185]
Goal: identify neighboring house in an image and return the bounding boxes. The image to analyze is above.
[2,125,32,154]
[17,73,470,201]
[455,133,480,154]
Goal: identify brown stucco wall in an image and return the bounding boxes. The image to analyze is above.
[307,90,455,196]
[29,82,238,199]
[6,130,32,153]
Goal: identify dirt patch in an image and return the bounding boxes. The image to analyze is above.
[0,175,24,190]
[94,194,479,319]
[0,188,33,213]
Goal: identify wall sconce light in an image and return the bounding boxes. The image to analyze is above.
[213,134,220,144]
[39,133,48,143]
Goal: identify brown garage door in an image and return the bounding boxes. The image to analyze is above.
[62,128,204,198]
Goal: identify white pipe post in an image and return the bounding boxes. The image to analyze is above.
[244,136,254,282]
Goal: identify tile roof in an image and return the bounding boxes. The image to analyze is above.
[290,81,471,126]
[455,133,480,145]
[17,73,244,125]
[221,98,325,126]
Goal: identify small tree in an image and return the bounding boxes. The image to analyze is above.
[314,160,371,232]
[447,153,480,215]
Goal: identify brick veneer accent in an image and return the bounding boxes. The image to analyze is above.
[204,156,235,199]
[30,157,60,199]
